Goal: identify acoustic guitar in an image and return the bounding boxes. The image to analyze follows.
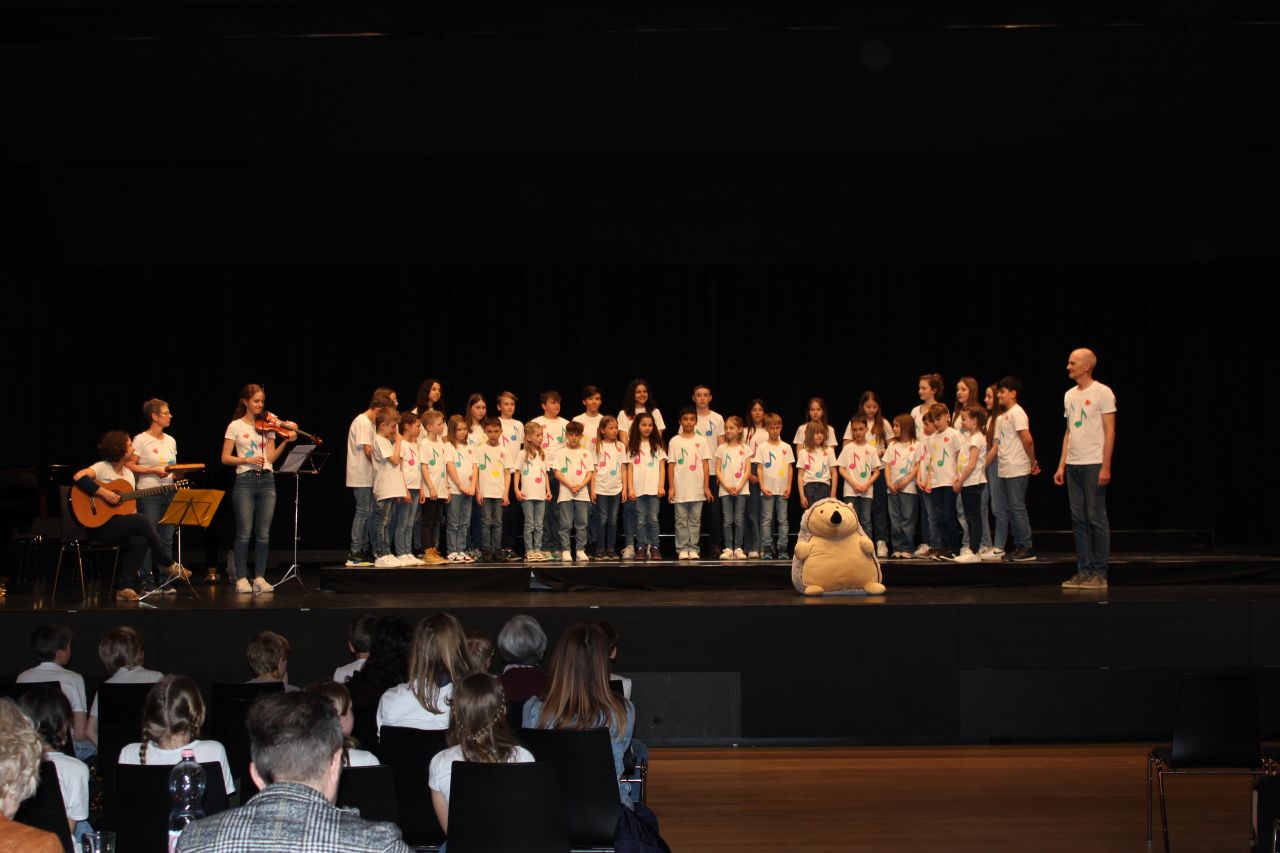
[70,479,190,529]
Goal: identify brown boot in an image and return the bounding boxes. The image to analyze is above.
[424,548,449,565]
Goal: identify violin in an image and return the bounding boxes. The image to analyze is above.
[255,413,324,446]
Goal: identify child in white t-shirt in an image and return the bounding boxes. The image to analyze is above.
[369,409,405,568]
[797,421,836,511]
[392,413,427,567]
[18,686,91,844]
[495,391,524,561]
[118,675,236,797]
[714,416,752,559]
[573,386,605,553]
[345,389,395,566]
[464,393,488,447]
[623,413,667,561]
[474,418,514,562]
[995,376,1040,561]
[515,423,552,562]
[553,422,595,562]
[592,416,627,560]
[754,413,794,559]
[836,416,882,541]
[531,390,570,558]
[693,384,726,558]
[883,415,925,558]
[953,406,990,563]
[444,415,478,563]
[793,397,838,452]
[618,379,665,559]
[667,407,713,560]
[743,400,769,558]
[920,404,962,558]
[417,410,450,565]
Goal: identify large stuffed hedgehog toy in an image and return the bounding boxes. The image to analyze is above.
[791,497,886,596]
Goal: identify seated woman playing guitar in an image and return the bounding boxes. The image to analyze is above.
[72,431,188,601]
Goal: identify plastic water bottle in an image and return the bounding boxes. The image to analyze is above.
[167,749,206,852]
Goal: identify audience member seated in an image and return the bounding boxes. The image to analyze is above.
[346,618,411,710]
[0,698,62,853]
[16,686,90,845]
[334,615,379,684]
[466,631,494,674]
[428,673,533,835]
[174,692,410,853]
[15,624,92,760]
[87,626,163,745]
[246,631,299,692]
[304,682,379,767]
[523,622,635,801]
[118,676,236,796]
[496,615,548,704]
[376,614,472,734]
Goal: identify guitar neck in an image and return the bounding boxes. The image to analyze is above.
[119,482,179,502]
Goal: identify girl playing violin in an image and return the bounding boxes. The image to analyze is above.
[221,384,295,594]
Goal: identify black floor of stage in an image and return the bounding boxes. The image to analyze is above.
[3,547,1279,746]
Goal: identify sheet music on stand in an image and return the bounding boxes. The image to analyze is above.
[139,488,224,604]
[264,445,328,593]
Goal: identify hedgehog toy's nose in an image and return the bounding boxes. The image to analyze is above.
[830,510,843,525]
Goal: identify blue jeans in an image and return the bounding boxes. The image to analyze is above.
[446,494,472,555]
[1066,464,1110,574]
[927,488,961,551]
[233,471,276,580]
[978,467,993,550]
[703,475,722,553]
[136,491,175,580]
[393,491,420,555]
[917,490,933,546]
[1001,474,1032,550]
[720,494,746,550]
[595,494,621,552]
[744,488,762,553]
[521,500,546,553]
[956,491,968,542]
[634,495,660,548]
[479,497,504,552]
[887,489,917,553]
[844,496,874,541]
[986,458,1007,549]
[760,494,789,552]
[673,502,703,551]
[371,497,396,557]
[542,479,561,551]
[803,482,830,509]
[870,482,889,547]
[349,486,373,554]
[622,498,638,550]
[961,484,986,554]
[558,500,589,552]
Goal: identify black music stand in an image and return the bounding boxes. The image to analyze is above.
[139,488,223,605]
[263,445,325,593]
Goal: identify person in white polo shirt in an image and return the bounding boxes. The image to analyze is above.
[1054,348,1117,590]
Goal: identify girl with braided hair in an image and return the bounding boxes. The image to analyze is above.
[117,675,236,795]
[428,673,533,833]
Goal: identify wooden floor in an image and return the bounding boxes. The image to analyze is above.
[646,744,1261,852]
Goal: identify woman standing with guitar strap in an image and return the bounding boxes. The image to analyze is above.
[71,432,188,601]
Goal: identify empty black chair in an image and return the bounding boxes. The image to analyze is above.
[518,727,621,851]
[351,701,380,760]
[1148,672,1267,852]
[376,726,448,848]
[209,682,284,796]
[337,764,399,826]
[113,762,229,853]
[447,761,569,853]
[14,761,73,853]
[95,682,155,819]
[0,679,59,701]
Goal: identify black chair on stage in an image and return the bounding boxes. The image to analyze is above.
[113,762,229,853]
[376,726,448,849]
[95,682,155,822]
[518,727,621,852]
[15,761,74,853]
[447,761,569,853]
[337,764,399,825]
[209,682,285,797]
[1147,672,1273,852]
[53,485,120,600]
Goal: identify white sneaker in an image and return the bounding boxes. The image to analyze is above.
[876,541,889,558]
[561,550,573,562]
[678,549,691,560]
[575,550,589,563]
[620,545,636,560]
[733,548,747,559]
[747,551,760,559]
[959,546,975,558]
[252,576,272,593]
[953,551,981,563]
[980,548,1004,562]
[689,550,700,560]
[235,577,253,593]
[459,552,476,563]
[398,554,425,566]
[720,548,734,559]
[913,543,931,557]
[373,555,400,568]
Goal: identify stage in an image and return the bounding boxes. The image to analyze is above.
[1,544,1277,748]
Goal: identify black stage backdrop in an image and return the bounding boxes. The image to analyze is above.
[7,275,1278,549]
